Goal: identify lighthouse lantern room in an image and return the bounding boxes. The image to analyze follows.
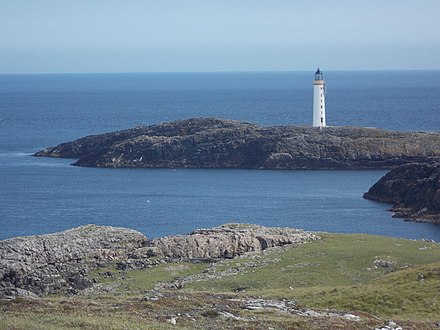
[313,68,326,128]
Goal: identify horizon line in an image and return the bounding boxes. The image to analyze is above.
[1,68,439,76]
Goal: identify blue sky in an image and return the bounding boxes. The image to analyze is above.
[1,0,439,73]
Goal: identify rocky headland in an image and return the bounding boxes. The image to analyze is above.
[0,223,319,298]
[34,117,440,169]
[364,163,440,223]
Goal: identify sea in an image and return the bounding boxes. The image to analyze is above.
[1,71,440,241]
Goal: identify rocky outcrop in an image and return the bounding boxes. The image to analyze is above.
[34,118,440,169]
[0,225,148,298]
[364,163,440,223]
[149,224,320,259]
[0,223,319,298]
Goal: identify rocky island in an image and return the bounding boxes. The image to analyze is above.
[364,163,440,223]
[34,117,440,169]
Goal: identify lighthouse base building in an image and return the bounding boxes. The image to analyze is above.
[313,68,326,128]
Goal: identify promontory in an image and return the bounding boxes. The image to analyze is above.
[34,117,440,169]
[364,162,440,223]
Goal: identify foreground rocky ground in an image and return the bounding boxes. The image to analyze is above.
[34,117,440,169]
[0,224,318,298]
[364,163,440,223]
[2,224,440,329]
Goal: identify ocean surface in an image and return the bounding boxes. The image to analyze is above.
[1,71,439,241]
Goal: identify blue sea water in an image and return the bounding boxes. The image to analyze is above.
[0,71,439,240]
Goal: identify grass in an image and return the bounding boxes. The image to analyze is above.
[127,262,209,290]
[0,300,190,330]
[187,233,440,292]
[185,233,440,320]
[89,261,209,293]
[267,263,440,320]
[2,232,440,328]
[0,313,168,330]
[0,293,377,330]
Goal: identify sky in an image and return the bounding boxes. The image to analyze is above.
[1,0,439,73]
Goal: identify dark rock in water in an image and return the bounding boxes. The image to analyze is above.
[34,117,440,169]
[0,223,319,298]
[364,163,440,223]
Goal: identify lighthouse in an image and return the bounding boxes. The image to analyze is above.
[313,68,326,128]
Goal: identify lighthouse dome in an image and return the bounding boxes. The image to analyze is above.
[315,68,323,81]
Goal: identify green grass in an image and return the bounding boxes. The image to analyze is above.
[127,262,208,290]
[187,233,440,292]
[288,263,440,320]
[89,261,209,292]
[0,310,189,330]
[184,233,440,320]
[2,232,440,328]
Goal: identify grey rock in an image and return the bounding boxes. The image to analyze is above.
[1,223,319,298]
[149,223,320,260]
[234,297,361,321]
[0,225,147,297]
[374,259,396,269]
[375,320,403,330]
[34,118,440,170]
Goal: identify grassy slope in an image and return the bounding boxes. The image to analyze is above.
[1,233,440,329]
[185,233,440,320]
[293,263,440,319]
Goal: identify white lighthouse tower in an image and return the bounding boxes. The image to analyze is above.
[313,68,326,128]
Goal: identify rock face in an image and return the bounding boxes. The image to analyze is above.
[34,118,440,169]
[0,225,147,298]
[364,163,440,223]
[0,223,319,298]
[149,224,320,259]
